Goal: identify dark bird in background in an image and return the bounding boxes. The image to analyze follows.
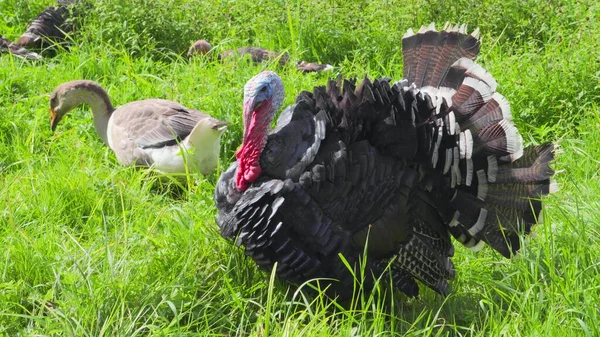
[188,39,334,73]
[214,23,557,300]
[1,0,79,60]
[0,35,41,60]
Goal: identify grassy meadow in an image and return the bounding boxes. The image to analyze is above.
[1,0,600,335]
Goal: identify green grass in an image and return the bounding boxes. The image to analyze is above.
[1,0,599,335]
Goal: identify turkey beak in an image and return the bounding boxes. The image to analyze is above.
[251,99,266,112]
[50,107,60,132]
[241,98,268,143]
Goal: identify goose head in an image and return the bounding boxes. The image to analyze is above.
[49,80,113,131]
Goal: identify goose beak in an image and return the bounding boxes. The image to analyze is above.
[50,107,60,131]
[212,121,230,132]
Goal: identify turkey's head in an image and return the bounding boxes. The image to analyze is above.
[235,71,285,192]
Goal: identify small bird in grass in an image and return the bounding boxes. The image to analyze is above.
[214,23,557,301]
[49,80,229,175]
[188,39,334,73]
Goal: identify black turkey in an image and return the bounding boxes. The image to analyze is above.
[215,23,557,299]
[188,40,334,73]
[1,0,79,59]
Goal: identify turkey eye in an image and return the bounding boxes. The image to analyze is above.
[260,86,268,92]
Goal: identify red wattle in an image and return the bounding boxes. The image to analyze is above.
[235,131,266,191]
[235,146,264,191]
[235,149,248,191]
[235,102,272,192]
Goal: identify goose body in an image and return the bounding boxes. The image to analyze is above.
[50,80,228,175]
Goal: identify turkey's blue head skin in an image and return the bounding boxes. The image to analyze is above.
[236,71,285,191]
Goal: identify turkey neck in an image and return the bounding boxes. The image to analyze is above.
[235,101,274,191]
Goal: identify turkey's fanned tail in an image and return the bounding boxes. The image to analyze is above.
[403,23,556,258]
[446,144,556,257]
[403,23,481,89]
